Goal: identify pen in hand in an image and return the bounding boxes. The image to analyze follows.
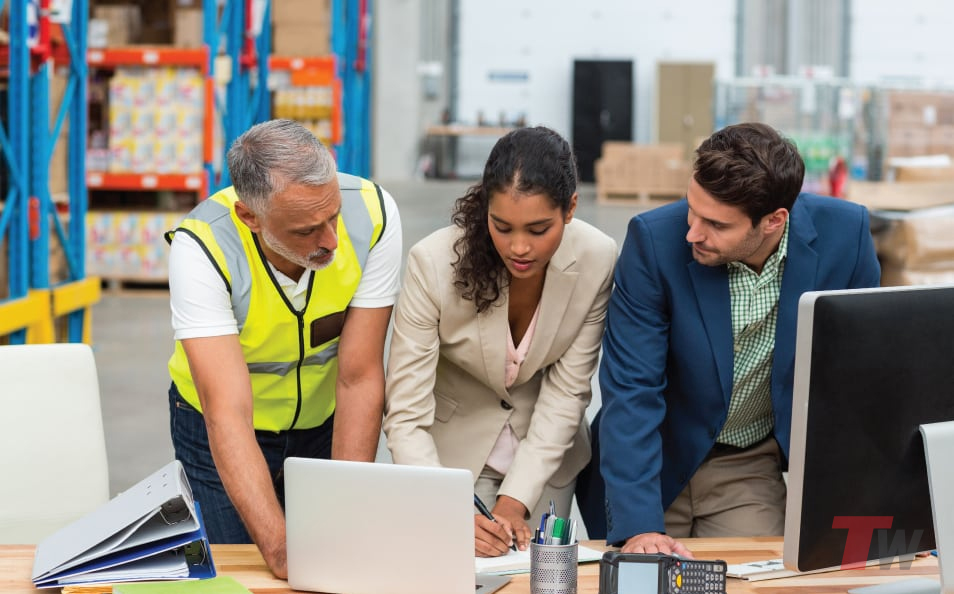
[474,494,517,552]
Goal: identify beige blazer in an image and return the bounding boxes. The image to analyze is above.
[383,218,617,512]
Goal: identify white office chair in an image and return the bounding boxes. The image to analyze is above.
[0,343,110,544]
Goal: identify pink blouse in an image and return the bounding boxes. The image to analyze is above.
[486,304,541,475]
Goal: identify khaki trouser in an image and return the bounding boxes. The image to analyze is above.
[663,436,787,538]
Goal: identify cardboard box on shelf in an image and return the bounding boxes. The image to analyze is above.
[139,0,173,44]
[273,0,330,25]
[930,126,954,155]
[875,213,954,270]
[48,70,72,196]
[86,211,186,281]
[888,92,954,126]
[92,5,140,46]
[88,19,109,48]
[273,23,330,57]
[173,8,203,48]
[886,127,930,158]
[49,139,69,195]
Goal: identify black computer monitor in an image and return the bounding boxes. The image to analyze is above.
[784,285,954,590]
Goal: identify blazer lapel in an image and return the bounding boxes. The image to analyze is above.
[775,204,819,384]
[687,257,734,407]
[477,285,511,397]
[515,242,578,385]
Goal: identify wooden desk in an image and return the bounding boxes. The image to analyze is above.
[1,538,940,593]
[423,125,516,178]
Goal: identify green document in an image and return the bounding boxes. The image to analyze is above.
[112,576,251,594]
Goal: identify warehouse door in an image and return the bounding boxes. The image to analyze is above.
[572,60,633,183]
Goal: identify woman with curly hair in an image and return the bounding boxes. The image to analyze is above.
[383,126,617,557]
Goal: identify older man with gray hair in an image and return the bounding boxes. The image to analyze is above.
[165,119,402,578]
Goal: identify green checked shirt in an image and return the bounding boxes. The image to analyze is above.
[717,221,790,448]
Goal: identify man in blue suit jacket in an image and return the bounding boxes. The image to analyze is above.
[596,123,881,554]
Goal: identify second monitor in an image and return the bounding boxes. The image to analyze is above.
[784,285,954,591]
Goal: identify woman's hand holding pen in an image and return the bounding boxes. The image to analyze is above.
[492,496,532,551]
[473,495,532,557]
[474,512,517,557]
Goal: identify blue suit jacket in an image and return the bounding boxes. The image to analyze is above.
[598,194,881,545]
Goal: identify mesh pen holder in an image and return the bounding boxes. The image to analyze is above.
[530,541,578,594]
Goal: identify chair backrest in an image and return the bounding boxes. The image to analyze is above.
[0,343,110,544]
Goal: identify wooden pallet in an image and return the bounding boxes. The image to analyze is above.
[596,191,684,206]
[99,277,170,293]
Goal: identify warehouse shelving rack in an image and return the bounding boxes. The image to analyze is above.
[0,0,99,345]
[84,46,214,199]
[212,0,370,190]
[1,0,372,339]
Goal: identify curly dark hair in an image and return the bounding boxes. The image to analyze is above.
[694,122,805,226]
[451,126,578,312]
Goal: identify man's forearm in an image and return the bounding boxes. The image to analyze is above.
[206,415,288,577]
[332,378,384,461]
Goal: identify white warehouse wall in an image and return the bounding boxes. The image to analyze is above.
[851,0,954,85]
[372,1,954,181]
[456,1,736,144]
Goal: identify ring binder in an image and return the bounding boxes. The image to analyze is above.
[31,460,216,588]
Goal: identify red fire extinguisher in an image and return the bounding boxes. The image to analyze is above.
[829,157,848,199]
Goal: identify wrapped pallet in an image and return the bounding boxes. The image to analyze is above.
[594,142,689,203]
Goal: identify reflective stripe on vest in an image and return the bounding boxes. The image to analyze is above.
[167,173,385,431]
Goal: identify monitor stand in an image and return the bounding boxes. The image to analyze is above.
[848,420,954,594]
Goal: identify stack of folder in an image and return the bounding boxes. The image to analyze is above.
[31,461,215,588]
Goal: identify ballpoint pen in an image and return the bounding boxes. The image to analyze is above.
[537,513,549,544]
[474,494,517,551]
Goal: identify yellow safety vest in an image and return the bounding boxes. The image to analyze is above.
[166,173,386,431]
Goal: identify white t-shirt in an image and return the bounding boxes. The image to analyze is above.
[169,188,403,341]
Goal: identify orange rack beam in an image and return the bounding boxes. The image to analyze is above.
[86,172,208,198]
[87,47,209,74]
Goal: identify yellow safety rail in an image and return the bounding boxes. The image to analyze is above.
[0,290,55,344]
[0,277,100,344]
[52,277,102,345]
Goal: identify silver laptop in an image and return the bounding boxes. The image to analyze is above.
[285,458,509,594]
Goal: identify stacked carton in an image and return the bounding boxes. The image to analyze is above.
[595,142,690,203]
[886,91,954,159]
[273,0,331,56]
[273,87,335,146]
[171,0,203,48]
[49,70,71,200]
[86,211,185,281]
[877,212,954,286]
[90,5,141,47]
[845,180,954,286]
[107,67,204,174]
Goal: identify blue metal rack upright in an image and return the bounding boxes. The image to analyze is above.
[332,0,372,178]
[2,0,33,344]
[209,0,272,191]
[208,0,371,189]
[1,0,100,344]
